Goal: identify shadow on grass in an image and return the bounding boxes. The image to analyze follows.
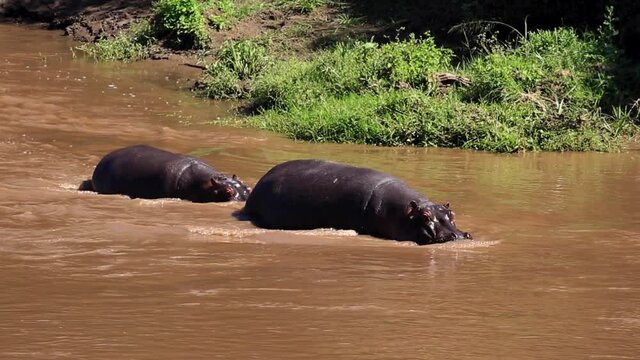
[310,0,640,111]
[313,0,638,58]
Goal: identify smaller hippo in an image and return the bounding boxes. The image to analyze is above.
[243,160,472,245]
[79,145,251,202]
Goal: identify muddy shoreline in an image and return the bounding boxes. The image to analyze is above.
[0,0,152,42]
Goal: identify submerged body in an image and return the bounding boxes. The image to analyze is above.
[244,159,472,245]
[80,145,251,202]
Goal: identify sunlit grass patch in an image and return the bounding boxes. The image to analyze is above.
[250,89,622,152]
[233,13,638,152]
[208,0,265,30]
[196,39,272,99]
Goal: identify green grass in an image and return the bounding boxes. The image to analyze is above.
[250,34,453,108]
[200,12,638,152]
[252,89,621,152]
[208,0,264,30]
[197,39,272,99]
[77,3,637,152]
[275,0,326,13]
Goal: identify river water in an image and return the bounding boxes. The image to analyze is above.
[1,24,639,359]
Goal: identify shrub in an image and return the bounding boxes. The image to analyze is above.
[152,0,209,49]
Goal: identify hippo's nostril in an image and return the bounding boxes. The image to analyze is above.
[463,232,472,240]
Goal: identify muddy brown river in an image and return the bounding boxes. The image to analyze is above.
[1,24,639,359]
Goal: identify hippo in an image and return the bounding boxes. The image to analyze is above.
[243,159,472,245]
[79,145,251,202]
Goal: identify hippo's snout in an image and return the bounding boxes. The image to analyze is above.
[441,231,472,243]
[225,186,237,198]
[452,231,472,241]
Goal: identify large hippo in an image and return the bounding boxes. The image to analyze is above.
[79,145,251,202]
[243,159,472,245]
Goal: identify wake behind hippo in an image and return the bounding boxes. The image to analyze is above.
[79,145,251,202]
[243,160,472,245]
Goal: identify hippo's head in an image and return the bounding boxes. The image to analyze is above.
[195,175,251,202]
[405,200,472,245]
[227,174,251,201]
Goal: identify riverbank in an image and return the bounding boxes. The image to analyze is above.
[0,0,151,41]
[2,0,638,152]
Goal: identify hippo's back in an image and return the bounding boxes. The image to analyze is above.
[244,159,400,230]
[91,145,192,198]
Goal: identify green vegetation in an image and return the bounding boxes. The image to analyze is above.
[253,35,452,106]
[197,39,271,99]
[77,0,638,152]
[152,0,209,49]
[77,0,324,60]
[275,0,325,13]
[208,0,264,30]
[77,21,155,62]
[79,0,211,60]
[253,89,620,152]
[199,9,638,152]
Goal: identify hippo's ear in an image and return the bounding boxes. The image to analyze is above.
[210,177,221,187]
[232,174,238,180]
[405,200,421,217]
[444,202,450,209]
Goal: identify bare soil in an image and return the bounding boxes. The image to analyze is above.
[0,0,377,61]
[0,0,152,41]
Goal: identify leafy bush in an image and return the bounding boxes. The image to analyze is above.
[152,0,209,49]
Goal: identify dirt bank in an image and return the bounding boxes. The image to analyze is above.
[2,1,381,69]
[0,0,152,42]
